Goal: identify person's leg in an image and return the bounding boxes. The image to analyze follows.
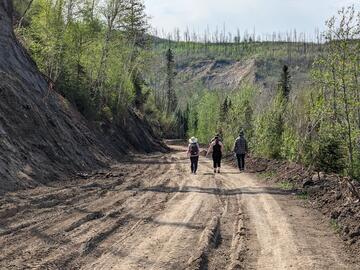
[194,156,199,174]
[190,157,195,173]
[243,154,246,170]
[213,157,217,173]
[236,154,241,170]
[218,156,221,173]
[240,154,245,171]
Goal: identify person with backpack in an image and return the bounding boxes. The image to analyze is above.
[187,137,200,174]
[233,130,248,172]
[206,136,224,173]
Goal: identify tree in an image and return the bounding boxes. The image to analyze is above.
[123,0,148,48]
[312,6,360,176]
[165,48,177,115]
[16,0,34,28]
[121,0,149,110]
[220,97,229,122]
[92,0,127,103]
[279,65,291,100]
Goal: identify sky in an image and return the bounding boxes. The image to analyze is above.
[144,0,360,38]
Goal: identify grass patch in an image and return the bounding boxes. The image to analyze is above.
[258,171,277,180]
[278,181,295,191]
[297,191,309,200]
[330,219,341,233]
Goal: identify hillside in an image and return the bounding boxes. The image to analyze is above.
[0,0,165,195]
[149,40,319,108]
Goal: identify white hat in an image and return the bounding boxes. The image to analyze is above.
[189,137,198,143]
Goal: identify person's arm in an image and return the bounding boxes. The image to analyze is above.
[220,142,225,153]
[206,142,214,157]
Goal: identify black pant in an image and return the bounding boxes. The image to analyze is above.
[190,156,199,173]
[213,155,222,169]
[236,154,246,171]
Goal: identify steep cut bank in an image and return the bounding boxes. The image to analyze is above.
[0,0,166,195]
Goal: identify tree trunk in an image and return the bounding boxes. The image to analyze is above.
[17,0,34,28]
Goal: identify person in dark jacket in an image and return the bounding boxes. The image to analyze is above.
[206,136,224,173]
[187,137,200,174]
[233,131,248,172]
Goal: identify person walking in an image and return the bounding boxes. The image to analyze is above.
[207,136,224,173]
[187,137,200,174]
[233,131,248,172]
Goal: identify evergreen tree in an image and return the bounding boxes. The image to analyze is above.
[184,103,190,136]
[122,0,149,110]
[123,0,148,48]
[244,100,253,135]
[165,48,177,115]
[132,71,147,109]
[279,65,291,100]
[220,97,229,122]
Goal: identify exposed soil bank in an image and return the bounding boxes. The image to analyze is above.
[0,0,167,194]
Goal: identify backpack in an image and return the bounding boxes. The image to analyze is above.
[213,140,222,155]
[190,143,199,156]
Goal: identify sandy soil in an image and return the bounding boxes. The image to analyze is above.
[0,143,358,270]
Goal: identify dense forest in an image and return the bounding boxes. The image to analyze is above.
[13,1,360,179]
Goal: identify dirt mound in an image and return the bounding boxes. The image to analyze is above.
[0,0,166,195]
[177,59,256,90]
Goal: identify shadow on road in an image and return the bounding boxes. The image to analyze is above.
[151,220,205,230]
[132,185,291,196]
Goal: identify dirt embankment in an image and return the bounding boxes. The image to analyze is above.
[0,0,166,195]
[176,59,256,91]
[238,155,360,256]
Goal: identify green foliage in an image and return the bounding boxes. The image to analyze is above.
[297,191,309,200]
[258,171,277,180]
[253,93,286,158]
[195,92,220,143]
[17,0,150,121]
[280,124,300,162]
[311,124,346,173]
[221,84,256,151]
[330,219,341,233]
[123,0,149,48]
[279,181,295,191]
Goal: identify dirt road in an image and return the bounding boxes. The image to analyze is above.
[0,143,358,269]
